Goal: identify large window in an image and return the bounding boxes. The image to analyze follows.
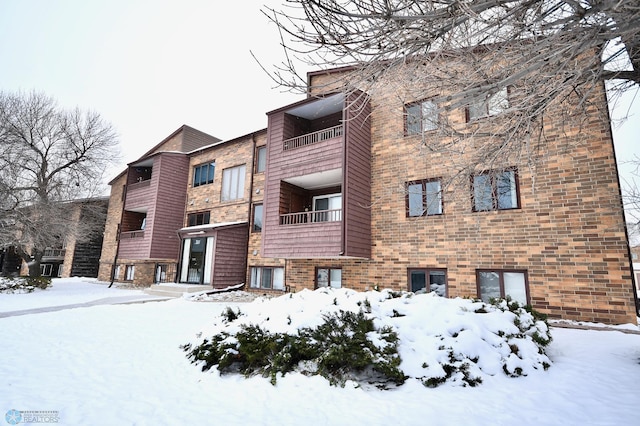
[477,270,529,305]
[408,268,447,297]
[193,162,215,187]
[472,169,519,212]
[407,179,442,217]
[250,266,285,290]
[316,267,342,289]
[252,204,263,232]
[187,211,210,227]
[255,146,266,173]
[405,100,438,135]
[221,164,246,201]
[467,87,509,121]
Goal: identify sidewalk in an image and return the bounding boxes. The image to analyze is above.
[0,294,171,318]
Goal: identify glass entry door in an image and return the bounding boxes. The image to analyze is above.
[180,237,213,284]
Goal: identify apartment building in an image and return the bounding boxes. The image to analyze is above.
[0,197,108,278]
[99,66,637,324]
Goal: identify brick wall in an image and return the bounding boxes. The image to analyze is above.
[276,66,638,324]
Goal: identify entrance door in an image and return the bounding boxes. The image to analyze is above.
[187,237,205,283]
[180,237,214,284]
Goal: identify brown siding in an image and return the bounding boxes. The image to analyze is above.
[212,225,249,288]
[149,153,189,259]
[343,91,372,258]
[263,108,344,258]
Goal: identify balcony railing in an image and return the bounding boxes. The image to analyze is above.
[283,124,343,151]
[280,209,342,225]
[120,230,145,239]
[43,249,66,258]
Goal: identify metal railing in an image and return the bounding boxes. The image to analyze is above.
[283,124,343,151]
[280,209,342,225]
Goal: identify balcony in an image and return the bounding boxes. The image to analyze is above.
[283,124,343,151]
[263,90,372,259]
[280,208,342,225]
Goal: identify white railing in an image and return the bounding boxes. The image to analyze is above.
[283,125,343,151]
[280,209,342,225]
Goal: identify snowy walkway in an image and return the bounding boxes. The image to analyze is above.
[0,294,170,318]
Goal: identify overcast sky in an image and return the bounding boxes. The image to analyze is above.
[1,0,638,194]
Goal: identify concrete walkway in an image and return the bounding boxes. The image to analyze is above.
[0,294,171,318]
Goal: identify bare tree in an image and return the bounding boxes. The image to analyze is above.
[262,0,639,220]
[0,90,119,277]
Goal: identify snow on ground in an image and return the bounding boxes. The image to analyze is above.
[0,277,157,313]
[1,278,639,425]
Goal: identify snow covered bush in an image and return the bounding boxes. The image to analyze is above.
[183,288,552,388]
[0,276,51,294]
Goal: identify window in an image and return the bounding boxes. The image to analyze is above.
[252,204,263,232]
[408,269,447,297]
[250,266,285,290]
[467,87,509,121]
[477,270,529,305]
[193,162,215,187]
[406,179,442,217]
[405,100,438,135]
[472,169,519,212]
[255,146,266,173]
[113,265,121,281]
[40,264,53,277]
[187,211,210,227]
[221,164,246,201]
[312,193,342,222]
[316,267,342,289]
[125,265,135,281]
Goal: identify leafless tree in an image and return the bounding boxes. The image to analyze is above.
[0,90,119,276]
[262,0,639,222]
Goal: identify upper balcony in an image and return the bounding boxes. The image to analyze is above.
[263,91,372,259]
[124,158,155,212]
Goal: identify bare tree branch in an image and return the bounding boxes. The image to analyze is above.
[0,90,119,276]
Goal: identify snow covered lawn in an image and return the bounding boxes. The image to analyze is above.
[1,278,639,425]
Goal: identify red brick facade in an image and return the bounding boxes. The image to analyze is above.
[98,66,637,324]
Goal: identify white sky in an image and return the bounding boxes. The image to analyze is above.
[0,1,638,193]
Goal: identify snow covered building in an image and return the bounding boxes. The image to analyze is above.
[98,66,637,324]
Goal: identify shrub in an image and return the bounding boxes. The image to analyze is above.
[0,276,52,293]
[183,309,406,388]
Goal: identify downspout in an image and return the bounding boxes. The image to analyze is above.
[109,168,130,288]
[340,97,347,257]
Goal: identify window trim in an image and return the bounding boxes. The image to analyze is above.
[407,268,448,297]
[405,99,438,135]
[250,266,285,290]
[471,168,520,212]
[187,211,211,227]
[255,146,267,173]
[475,269,530,305]
[406,178,443,217]
[192,162,216,188]
[315,267,342,289]
[466,87,510,122]
[252,203,263,232]
[125,264,135,282]
[221,164,247,202]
